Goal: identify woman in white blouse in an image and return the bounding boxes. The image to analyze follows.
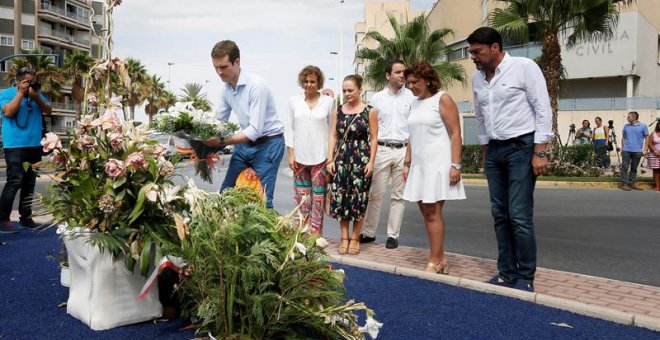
[284,65,335,234]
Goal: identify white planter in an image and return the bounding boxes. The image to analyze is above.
[60,266,70,287]
[63,230,162,330]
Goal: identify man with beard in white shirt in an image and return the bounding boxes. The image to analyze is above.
[360,60,416,249]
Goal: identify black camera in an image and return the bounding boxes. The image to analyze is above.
[569,123,576,132]
[29,81,41,91]
[607,120,614,129]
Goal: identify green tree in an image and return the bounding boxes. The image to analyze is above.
[180,82,212,111]
[490,0,635,136]
[123,57,150,120]
[145,74,166,123]
[7,49,66,99]
[63,50,95,119]
[355,13,465,91]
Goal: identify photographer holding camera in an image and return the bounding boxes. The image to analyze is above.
[0,67,51,232]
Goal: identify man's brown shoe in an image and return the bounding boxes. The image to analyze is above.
[621,184,632,191]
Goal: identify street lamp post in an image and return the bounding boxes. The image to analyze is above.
[205,80,211,95]
[339,0,344,104]
[330,51,339,103]
[167,62,174,91]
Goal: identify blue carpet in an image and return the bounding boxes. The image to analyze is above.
[1,228,659,339]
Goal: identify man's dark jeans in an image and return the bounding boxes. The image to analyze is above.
[0,147,42,221]
[621,151,642,185]
[485,133,537,283]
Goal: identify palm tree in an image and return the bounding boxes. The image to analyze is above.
[180,82,212,111]
[490,0,635,135]
[145,74,166,123]
[123,58,150,120]
[355,13,465,91]
[63,50,95,119]
[7,50,66,99]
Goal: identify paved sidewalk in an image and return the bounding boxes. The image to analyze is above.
[327,239,660,331]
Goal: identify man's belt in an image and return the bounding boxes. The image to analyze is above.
[247,133,283,147]
[377,141,406,149]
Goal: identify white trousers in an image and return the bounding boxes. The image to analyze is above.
[363,145,406,239]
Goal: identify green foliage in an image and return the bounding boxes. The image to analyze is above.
[165,187,377,339]
[461,145,483,174]
[355,13,465,90]
[546,144,605,177]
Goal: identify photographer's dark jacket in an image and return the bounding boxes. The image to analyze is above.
[0,86,49,148]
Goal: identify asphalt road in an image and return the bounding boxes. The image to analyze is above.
[8,155,660,287]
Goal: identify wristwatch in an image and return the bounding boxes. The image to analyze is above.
[450,163,462,170]
[534,151,547,158]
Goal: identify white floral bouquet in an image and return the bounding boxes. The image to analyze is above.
[151,102,238,183]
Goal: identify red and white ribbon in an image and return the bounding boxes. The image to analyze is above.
[138,256,186,301]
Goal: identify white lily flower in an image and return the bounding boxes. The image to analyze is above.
[159,184,182,205]
[315,237,329,249]
[295,242,307,255]
[358,316,383,339]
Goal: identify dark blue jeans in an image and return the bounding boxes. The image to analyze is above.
[485,133,537,283]
[621,151,642,185]
[221,136,284,208]
[0,147,42,221]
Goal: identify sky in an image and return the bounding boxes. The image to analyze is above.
[111,0,435,122]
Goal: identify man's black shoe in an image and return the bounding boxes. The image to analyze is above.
[358,234,375,244]
[385,237,398,249]
[487,275,515,287]
[512,279,535,292]
[19,218,39,229]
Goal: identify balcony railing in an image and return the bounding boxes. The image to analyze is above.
[456,96,660,113]
[38,26,90,46]
[40,2,89,26]
[505,43,542,60]
[50,102,80,111]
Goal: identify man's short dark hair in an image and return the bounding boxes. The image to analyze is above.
[211,40,240,63]
[629,111,639,120]
[385,59,406,75]
[16,67,36,81]
[467,27,503,51]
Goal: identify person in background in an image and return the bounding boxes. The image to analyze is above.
[592,116,610,168]
[326,75,378,255]
[576,119,592,145]
[208,40,285,209]
[644,121,660,191]
[284,65,335,234]
[620,111,648,191]
[360,59,415,249]
[468,27,553,292]
[0,67,52,232]
[402,61,466,274]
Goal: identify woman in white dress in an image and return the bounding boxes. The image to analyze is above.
[402,61,466,274]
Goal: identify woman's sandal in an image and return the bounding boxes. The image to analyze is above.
[425,262,449,275]
[347,238,361,255]
[337,238,350,255]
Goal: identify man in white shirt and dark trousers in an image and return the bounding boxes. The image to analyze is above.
[360,60,415,249]
[468,27,553,292]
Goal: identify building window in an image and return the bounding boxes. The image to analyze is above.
[21,39,35,50]
[448,46,469,61]
[0,35,14,47]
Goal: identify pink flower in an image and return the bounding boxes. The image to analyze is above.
[124,152,146,171]
[51,149,66,166]
[104,159,126,178]
[109,132,124,151]
[41,132,62,153]
[87,93,98,104]
[92,111,121,131]
[152,145,168,158]
[78,134,96,151]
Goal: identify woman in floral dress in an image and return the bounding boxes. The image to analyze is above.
[326,74,378,255]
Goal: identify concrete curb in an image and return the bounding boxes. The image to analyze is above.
[462,178,656,190]
[330,254,660,332]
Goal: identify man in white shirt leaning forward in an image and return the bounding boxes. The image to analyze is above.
[360,59,416,249]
